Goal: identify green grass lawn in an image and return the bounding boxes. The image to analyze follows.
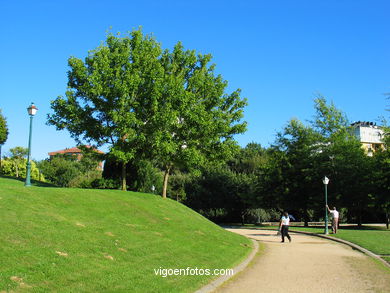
[287,226,390,260]
[0,177,252,292]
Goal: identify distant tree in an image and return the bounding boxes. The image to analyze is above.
[311,97,374,226]
[38,151,102,188]
[311,95,349,138]
[372,126,390,228]
[9,147,28,178]
[38,155,82,187]
[228,143,267,174]
[271,118,323,225]
[102,157,162,192]
[326,135,373,226]
[166,170,190,202]
[185,166,253,223]
[0,109,9,173]
[1,146,42,180]
[1,157,41,180]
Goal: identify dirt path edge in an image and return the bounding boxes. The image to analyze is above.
[195,239,259,293]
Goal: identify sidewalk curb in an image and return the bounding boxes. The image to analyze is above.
[195,238,259,293]
[290,230,390,268]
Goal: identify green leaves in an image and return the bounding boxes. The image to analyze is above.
[0,109,8,145]
[48,29,247,192]
[311,95,349,138]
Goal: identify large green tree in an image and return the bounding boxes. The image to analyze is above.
[311,97,374,226]
[48,30,162,190]
[48,30,247,196]
[0,109,9,173]
[144,43,247,197]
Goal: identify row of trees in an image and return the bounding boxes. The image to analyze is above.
[88,96,388,227]
[182,97,390,226]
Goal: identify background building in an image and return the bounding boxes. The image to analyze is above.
[350,121,385,156]
[48,146,104,169]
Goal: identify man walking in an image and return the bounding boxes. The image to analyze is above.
[279,212,291,243]
[326,205,339,234]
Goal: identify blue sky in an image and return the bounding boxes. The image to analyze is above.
[1,0,389,160]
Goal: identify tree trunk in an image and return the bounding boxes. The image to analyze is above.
[162,167,170,199]
[304,208,309,227]
[15,161,19,178]
[0,145,2,173]
[386,210,389,230]
[121,161,127,191]
[357,206,362,228]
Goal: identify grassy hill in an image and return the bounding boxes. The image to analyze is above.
[0,177,252,292]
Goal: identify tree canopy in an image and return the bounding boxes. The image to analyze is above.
[0,109,9,173]
[48,29,247,195]
[0,109,8,145]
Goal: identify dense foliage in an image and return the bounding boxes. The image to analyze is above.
[182,97,389,226]
[48,29,247,195]
[37,152,102,187]
[0,147,43,180]
[1,157,41,181]
[0,109,9,173]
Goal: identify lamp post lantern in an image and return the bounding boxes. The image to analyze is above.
[323,176,330,234]
[25,103,38,187]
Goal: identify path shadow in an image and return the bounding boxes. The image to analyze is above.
[248,233,276,237]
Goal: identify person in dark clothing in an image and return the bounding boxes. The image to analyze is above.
[279,212,291,243]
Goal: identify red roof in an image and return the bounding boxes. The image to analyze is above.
[48,146,104,156]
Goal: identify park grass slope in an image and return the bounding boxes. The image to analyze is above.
[0,177,252,292]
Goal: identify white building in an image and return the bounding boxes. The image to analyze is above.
[350,121,385,156]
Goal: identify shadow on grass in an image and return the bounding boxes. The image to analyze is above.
[290,225,389,232]
[0,175,58,187]
[338,225,389,231]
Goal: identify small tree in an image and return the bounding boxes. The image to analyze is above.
[9,147,28,178]
[1,158,41,180]
[0,109,9,173]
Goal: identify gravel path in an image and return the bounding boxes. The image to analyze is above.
[215,228,390,293]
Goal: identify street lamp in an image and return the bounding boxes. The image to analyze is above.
[25,103,38,187]
[323,176,330,234]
